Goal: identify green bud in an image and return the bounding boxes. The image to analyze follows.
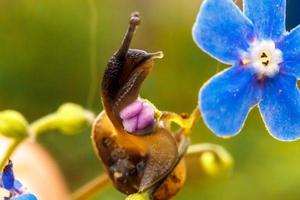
[0,110,28,138]
[199,149,233,177]
[30,103,95,137]
[54,103,95,135]
[125,193,150,200]
[188,144,233,177]
[199,152,219,176]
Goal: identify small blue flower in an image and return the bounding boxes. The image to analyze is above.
[1,160,38,200]
[193,0,300,141]
[2,160,15,190]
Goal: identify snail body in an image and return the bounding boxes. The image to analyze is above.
[92,12,188,199]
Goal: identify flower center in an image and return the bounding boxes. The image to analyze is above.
[259,52,270,66]
[242,40,282,77]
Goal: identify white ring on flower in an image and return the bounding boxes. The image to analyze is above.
[242,40,282,77]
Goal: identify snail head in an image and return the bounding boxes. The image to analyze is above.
[101,12,163,128]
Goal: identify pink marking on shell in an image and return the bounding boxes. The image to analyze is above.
[137,103,155,130]
[120,100,156,134]
[122,117,138,133]
[119,100,143,120]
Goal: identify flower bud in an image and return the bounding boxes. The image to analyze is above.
[54,103,95,135]
[125,193,149,200]
[0,110,28,138]
[199,150,233,177]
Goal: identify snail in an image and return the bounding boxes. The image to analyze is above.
[92,12,190,200]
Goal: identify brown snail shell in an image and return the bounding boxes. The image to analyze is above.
[92,111,187,198]
[152,159,186,200]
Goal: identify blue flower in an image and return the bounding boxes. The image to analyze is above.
[2,160,15,190]
[1,160,38,200]
[193,0,300,141]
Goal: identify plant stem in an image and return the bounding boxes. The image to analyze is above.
[160,106,201,136]
[188,143,230,156]
[187,143,234,175]
[183,107,201,136]
[70,173,110,200]
[29,114,57,138]
[0,137,24,170]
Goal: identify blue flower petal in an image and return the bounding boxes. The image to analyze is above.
[277,25,300,77]
[2,161,15,190]
[0,173,2,187]
[193,0,254,64]
[14,179,23,190]
[279,61,300,78]
[12,194,38,200]
[277,25,300,61]
[259,74,300,141]
[243,0,286,40]
[199,66,262,137]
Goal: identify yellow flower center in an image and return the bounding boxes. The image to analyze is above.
[242,40,282,77]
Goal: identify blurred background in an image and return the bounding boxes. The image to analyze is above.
[0,0,300,199]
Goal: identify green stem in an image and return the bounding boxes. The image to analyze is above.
[183,107,201,136]
[29,114,58,138]
[70,173,110,200]
[0,137,24,170]
[160,106,201,136]
[187,143,231,156]
[187,143,233,172]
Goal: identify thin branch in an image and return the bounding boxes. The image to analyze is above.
[0,138,24,170]
[70,173,110,200]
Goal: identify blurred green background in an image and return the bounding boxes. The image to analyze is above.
[1,0,300,199]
